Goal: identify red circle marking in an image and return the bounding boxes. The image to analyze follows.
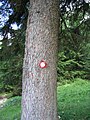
[39,60,47,68]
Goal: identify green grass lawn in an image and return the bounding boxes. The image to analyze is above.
[57,78,90,120]
[0,78,90,120]
[0,96,21,120]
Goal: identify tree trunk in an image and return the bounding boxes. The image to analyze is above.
[21,0,59,120]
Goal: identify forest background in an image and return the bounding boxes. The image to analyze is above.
[0,0,90,96]
[0,0,90,120]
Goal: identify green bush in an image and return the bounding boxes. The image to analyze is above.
[57,51,86,82]
[0,57,22,94]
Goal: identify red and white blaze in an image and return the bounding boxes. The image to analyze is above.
[39,60,47,68]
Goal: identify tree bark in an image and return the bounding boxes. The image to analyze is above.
[21,0,59,120]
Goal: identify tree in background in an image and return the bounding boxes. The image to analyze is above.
[0,28,25,95]
[0,0,27,94]
[57,0,90,81]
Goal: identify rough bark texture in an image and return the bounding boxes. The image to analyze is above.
[21,0,59,120]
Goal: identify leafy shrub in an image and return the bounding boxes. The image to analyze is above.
[57,51,86,82]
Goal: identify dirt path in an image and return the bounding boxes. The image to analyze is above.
[0,96,7,108]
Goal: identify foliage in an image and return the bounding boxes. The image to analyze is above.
[0,59,22,95]
[57,0,90,81]
[57,51,86,81]
[0,28,25,95]
[82,43,90,79]
[0,0,89,34]
[0,0,28,35]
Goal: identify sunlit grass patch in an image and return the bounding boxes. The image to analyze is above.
[0,96,21,120]
[57,78,90,120]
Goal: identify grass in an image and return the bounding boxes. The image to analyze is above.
[57,78,90,120]
[0,96,21,120]
[0,78,90,120]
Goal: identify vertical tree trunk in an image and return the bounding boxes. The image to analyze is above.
[21,0,59,120]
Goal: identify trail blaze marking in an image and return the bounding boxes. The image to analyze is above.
[39,60,47,68]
